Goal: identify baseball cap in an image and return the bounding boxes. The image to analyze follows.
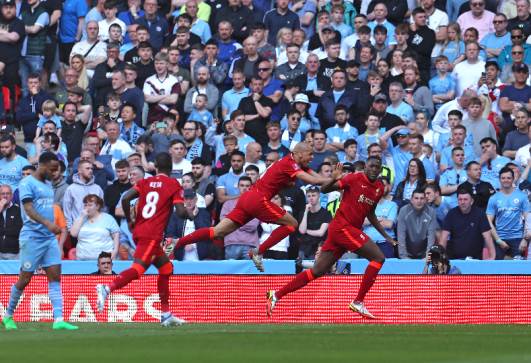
[396,128,410,136]
[306,185,320,193]
[512,63,529,73]
[1,0,15,6]
[321,25,334,32]
[183,188,196,199]
[292,93,310,104]
[373,93,387,103]
[68,86,85,96]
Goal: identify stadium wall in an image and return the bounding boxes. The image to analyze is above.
[1,275,530,324]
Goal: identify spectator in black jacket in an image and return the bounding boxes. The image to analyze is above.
[0,185,22,260]
[166,188,214,260]
[93,42,125,109]
[15,73,52,146]
[214,0,254,43]
[104,159,131,221]
[294,53,331,106]
[367,0,408,26]
[316,69,359,129]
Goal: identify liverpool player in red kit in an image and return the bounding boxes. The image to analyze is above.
[96,152,191,326]
[267,156,398,319]
[168,142,335,271]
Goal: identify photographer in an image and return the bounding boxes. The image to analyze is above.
[422,245,461,275]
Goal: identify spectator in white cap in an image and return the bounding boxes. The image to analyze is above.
[280,93,319,134]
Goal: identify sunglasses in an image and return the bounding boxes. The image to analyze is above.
[258,68,271,72]
[512,35,524,39]
[493,20,505,24]
[471,2,484,6]
[512,51,524,54]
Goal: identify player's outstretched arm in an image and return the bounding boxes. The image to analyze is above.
[367,209,398,246]
[121,188,140,226]
[320,163,344,193]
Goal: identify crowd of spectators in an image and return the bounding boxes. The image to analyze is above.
[0,0,529,263]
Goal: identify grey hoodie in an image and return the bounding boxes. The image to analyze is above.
[397,203,438,259]
[53,177,69,206]
[63,174,104,229]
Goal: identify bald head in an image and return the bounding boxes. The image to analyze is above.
[293,142,312,154]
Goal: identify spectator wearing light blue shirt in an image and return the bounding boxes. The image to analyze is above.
[221,70,249,121]
[440,125,477,172]
[363,177,398,258]
[183,0,211,44]
[368,3,396,46]
[187,94,214,128]
[59,0,89,64]
[330,5,353,39]
[429,55,456,111]
[389,128,411,192]
[387,82,414,123]
[216,150,245,203]
[325,105,359,161]
[424,183,454,227]
[479,137,511,190]
[480,13,512,61]
[356,113,398,161]
[440,146,468,207]
[0,135,31,191]
[487,166,529,259]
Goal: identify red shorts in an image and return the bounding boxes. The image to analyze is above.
[226,191,286,226]
[321,223,369,259]
[133,238,165,264]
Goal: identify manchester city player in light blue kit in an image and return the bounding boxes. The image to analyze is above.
[2,152,78,331]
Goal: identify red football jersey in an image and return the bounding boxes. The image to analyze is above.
[133,174,184,240]
[334,172,384,229]
[252,154,309,199]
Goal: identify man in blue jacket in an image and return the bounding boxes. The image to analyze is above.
[15,73,52,147]
[165,188,214,260]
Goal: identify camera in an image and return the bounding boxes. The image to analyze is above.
[428,245,449,275]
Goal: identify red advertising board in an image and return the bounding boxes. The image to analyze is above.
[1,275,529,324]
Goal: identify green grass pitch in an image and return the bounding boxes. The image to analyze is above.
[1,324,531,362]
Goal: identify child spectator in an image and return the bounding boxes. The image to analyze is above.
[35,100,62,142]
[429,55,456,111]
[187,94,214,128]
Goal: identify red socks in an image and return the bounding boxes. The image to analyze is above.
[175,227,214,249]
[258,225,296,255]
[110,268,140,292]
[276,269,315,299]
[157,274,170,313]
[355,260,383,302]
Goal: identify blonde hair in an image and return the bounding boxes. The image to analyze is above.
[70,54,89,90]
[276,27,293,47]
[42,99,57,114]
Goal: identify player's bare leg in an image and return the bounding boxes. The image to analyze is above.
[2,270,33,330]
[97,258,150,312]
[153,255,185,327]
[251,213,298,272]
[45,265,78,330]
[267,251,337,316]
[348,240,385,319]
[173,218,241,251]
